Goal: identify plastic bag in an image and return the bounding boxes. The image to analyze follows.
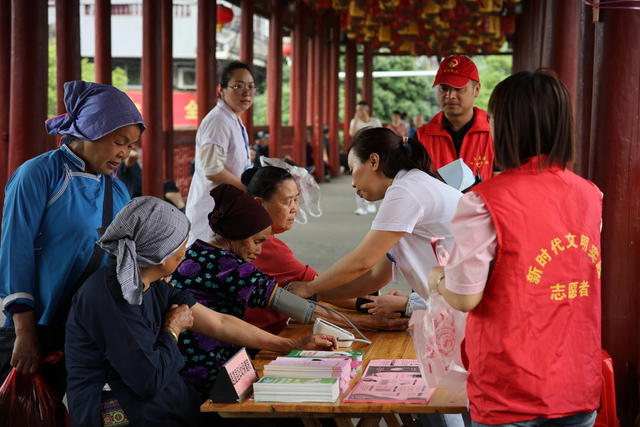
[409,302,468,400]
[0,352,68,427]
[260,156,322,224]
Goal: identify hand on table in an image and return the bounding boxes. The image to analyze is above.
[361,290,408,317]
[293,334,337,351]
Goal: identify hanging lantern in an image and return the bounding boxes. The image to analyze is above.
[216,5,233,32]
[501,15,516,35]
[282,44,292,57]
[349,0,366,18]
[378,25,391,43]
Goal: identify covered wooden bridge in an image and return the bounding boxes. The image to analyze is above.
[0,0,639,424]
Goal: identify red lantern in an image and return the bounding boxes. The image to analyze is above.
[282,44,292,57]
[501,15,516,35]
[216,5,234,31]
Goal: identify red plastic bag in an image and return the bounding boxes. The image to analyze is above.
[0,352,68,427]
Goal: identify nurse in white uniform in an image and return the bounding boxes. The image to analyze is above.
[185,61,256,245]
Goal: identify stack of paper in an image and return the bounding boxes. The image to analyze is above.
[287,350,365,362]
[263,357,352,392]
[253,377,339,402]
[343,359,434,404]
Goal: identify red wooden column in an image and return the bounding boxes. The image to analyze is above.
[550,1,579,114]
[343,39,357,152]
[328,12,340,178]
[55,0,80,115]
[361,44,373,110]
[141,0,163,197]
[590,10,640,425]
[197,0,216,124]
[291,1,307,165]
[8,0,47,175]
[321,24,330,127]
[161,0,173,180]
[267,0,283,158]
[0,0,10,218]
[311,11,325,182]
[94,0,111,84]
[306,36,314,132]
[240,0,254,145]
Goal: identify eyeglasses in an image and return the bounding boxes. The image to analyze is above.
[437,85,469,95]
[226,84,258,94]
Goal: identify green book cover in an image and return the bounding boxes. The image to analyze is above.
[256,377,337,385]
[287,350,365,361]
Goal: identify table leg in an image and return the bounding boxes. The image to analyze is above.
[355,416,382,427]
[399,414,418,426]
[383,414,401,427]
[301,416,323,427]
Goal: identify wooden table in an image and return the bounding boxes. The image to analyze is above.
[201,318,468,426]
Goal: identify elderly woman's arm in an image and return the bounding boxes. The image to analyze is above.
[189,303,336,352]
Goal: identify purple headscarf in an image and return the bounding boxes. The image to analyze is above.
[45,80,145,144]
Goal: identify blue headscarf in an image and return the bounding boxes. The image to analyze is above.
[45,80,145,144]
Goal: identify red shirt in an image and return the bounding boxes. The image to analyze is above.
[242,237,317,335]
[468,156,602,424]
[417,107,494,181]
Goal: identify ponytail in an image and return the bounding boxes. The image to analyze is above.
[349,127,434,179]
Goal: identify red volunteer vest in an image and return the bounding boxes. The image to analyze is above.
[469,156,602,424]
[243,237,317,335]
[417,107,494,181]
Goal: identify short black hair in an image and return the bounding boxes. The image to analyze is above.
[241,166,294,201]
[220,61,255,88]
[488,69,575,170]
[357,100,369,107]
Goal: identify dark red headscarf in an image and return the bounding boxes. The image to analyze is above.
[208,184,272,240]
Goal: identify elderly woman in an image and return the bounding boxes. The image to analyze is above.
[171,184,336,398]
[241,165,408,334]
[65,197,334,426]
[0,81,144,392]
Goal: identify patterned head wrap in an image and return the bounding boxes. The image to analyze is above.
[208,184,272,240]
[45,80,145,144]
[98,197,190,305]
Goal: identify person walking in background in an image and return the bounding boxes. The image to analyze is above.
[428,70,602,426]
[185,61,256,245]
[385,110,408,137]
[406,114,424,139]
[349,100,381,215]
[417,55,494,181]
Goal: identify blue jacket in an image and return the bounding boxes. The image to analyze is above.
[0,145,130,326]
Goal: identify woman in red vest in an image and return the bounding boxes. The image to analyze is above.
[429,70,602,426]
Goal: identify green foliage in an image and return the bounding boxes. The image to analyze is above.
[472,54,513,112]
[371,56,437,123]
[48,38,128,118]
[252,59,291,126]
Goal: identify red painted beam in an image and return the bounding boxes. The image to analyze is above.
[161,0,173,181]
[197,0,216,124]
[8,0,47,175]
[343,39,357,153]
[291,1,307,166]
[328,12,340,178]
[591,10,640,426]
[141,0,163,197]
[0,0,10,222]
[240,0,254,145]
[361,44,373,112]
[306,36,314,131]
[55,0,80,115]
[312,11,324,182]
[94,0,111,84]
[267,0,283,158]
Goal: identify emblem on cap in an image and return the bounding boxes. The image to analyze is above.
[448,59,459,68]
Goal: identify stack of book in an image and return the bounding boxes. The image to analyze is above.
[263,357,352,392]
[253,377,339,402]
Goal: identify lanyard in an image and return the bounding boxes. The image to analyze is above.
[238,119,251,169]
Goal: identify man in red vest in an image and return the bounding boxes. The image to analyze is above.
[417,55,494,181]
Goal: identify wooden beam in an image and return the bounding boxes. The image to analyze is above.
[94,0,111,84]
[267,0,283,158]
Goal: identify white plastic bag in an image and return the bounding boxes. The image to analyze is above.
[409,302,468,400]
[260,156,322,224]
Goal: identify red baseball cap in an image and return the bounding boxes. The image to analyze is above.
[432,55,480,88]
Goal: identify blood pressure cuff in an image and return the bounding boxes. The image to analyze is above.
[270,287,315,324]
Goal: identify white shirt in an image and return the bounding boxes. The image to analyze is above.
[185,100,251,245]
[371,169,462,299]
[349,117,382,135]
